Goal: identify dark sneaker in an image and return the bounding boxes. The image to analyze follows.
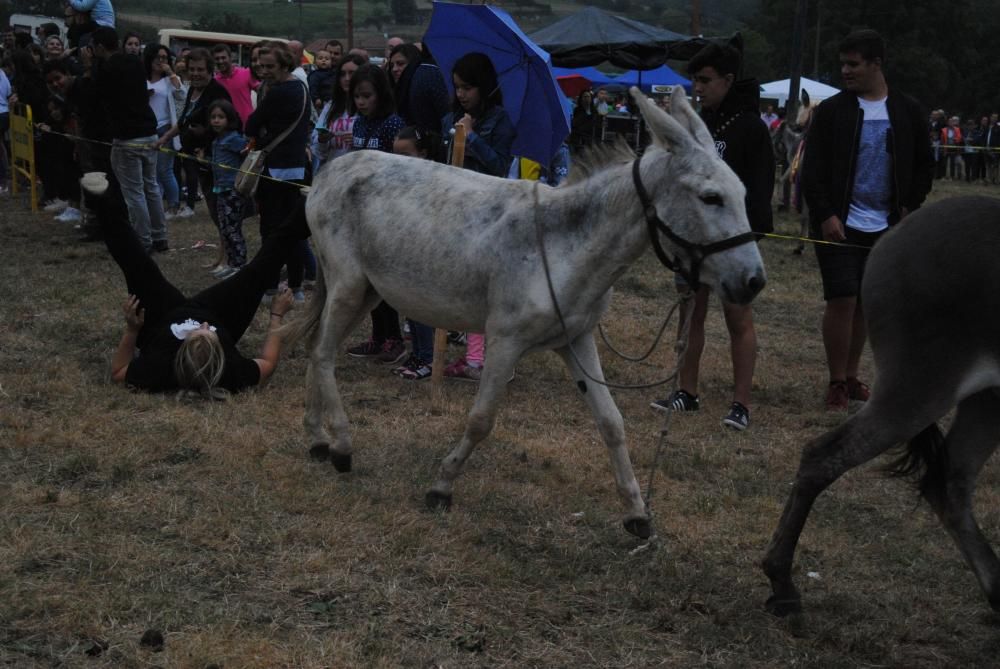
[826,381,849,411]
[347,338,381,357]
[447,331,467,345]
[377,338,407,364]
[152,239,169,253]
[398,357,432,381]
[650,389,700,413]
[722,401,750,431]
[846,377,870,402]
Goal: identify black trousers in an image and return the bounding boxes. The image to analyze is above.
[256,176,305,290]
[97,181,302,349]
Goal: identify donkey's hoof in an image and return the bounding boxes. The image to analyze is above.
[330,452,352,473]
[308,444,330,462]
[425,490,452,511]
[765,594,802,617]
[623,516,652,539]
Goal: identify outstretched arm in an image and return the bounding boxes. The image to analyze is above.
[111,295,144,383]
[254,288,294,384]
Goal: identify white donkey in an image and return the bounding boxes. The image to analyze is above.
[288,88,766,539]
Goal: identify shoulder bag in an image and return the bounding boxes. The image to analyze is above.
[235,82,308,198]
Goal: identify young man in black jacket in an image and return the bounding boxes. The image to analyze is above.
[801,29,933,411]
[649,40,774,431]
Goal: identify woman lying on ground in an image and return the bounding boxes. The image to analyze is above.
[84,172,308,398]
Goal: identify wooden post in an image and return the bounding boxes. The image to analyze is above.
[431,125,467,408]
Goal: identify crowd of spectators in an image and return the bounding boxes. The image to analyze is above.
[927,109,1000,184]
[0,4,576,395]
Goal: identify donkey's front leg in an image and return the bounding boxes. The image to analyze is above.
[305,286,379,472]
[426,339,520,511]
[555,332,650,539]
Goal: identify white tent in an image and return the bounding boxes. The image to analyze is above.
[759,77,841,106]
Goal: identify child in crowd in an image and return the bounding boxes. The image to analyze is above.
[207,99,248,280]
[344,64,406,364]
[440,52,515,381]
[306,48,336,112]
[390,125,442,380]
[311,53,364,171]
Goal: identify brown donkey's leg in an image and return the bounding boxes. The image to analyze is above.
[921,390,1000,611]
[761,403,931,615]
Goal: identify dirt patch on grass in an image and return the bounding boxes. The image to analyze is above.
[2,181,999,666]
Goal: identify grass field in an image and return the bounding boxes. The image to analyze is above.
[2,175,999,666]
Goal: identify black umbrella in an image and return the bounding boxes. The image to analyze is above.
[528,6,690,70]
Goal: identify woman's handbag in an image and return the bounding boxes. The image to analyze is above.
[235,82,309,198]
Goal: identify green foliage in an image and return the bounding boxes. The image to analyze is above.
[190,10,257,35]
[750,0,1000,114]
[9,0,63,17]
[389,0,419,25]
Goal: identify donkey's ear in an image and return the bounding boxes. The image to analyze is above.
[629,86,693,151]
[800,89,811,108]
[667,86,715,151]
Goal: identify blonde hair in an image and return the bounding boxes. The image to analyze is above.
[173,331,228,401]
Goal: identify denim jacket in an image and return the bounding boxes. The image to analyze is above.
[441,105,516,177]
[212,130,247,192]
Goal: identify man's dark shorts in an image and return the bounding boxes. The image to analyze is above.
[813,225,884,301]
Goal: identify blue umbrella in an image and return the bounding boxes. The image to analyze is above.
[613,65,691,93]
[423,1,570,166]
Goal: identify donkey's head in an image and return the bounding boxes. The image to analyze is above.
[631,87,766,304]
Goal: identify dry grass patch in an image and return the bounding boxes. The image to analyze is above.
[2,180,1000,667]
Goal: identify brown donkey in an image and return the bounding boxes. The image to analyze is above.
[763,195,1000,614]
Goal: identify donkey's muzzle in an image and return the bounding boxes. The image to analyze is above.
[723,268,767,305]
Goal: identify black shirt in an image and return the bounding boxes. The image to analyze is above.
[95,53,157,140]
[124,305,261,394]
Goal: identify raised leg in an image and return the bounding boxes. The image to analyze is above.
[555,332,649,538]
[761,399,941,615]
[425,336,521,511]
[922,390,1000,611]
[304,281,381,471]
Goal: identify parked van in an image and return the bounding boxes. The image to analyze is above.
[8,13,68,43]
[157,29,287,67]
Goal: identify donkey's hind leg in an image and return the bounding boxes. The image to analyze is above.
[304,282,381,472]
[425,337,521,511]
[555,332,649,539]
[921,390,1000,611]
[762,399,942,615]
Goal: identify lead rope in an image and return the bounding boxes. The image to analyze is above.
[531,183,695,524]
[532,183,683,390]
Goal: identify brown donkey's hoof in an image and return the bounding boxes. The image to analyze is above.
[623,517,651,539]
[425,490,452,511]
[330,452,352,473]
[308,444,330,461]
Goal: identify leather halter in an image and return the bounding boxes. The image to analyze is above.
[632,158,757,286]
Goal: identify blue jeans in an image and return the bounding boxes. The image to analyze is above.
[110,135,167,249]
[155,125,179,208]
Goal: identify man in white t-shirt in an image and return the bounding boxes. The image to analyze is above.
[801,29,933,411]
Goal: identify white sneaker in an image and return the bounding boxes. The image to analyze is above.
[215,266,240,280]
[176,205,195,218]
[55,207,82,222]
[210,264,230,277]
[43,198,69,213]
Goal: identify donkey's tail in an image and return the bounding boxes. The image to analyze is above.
[280,264,326,350]
[886,424,948,500]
